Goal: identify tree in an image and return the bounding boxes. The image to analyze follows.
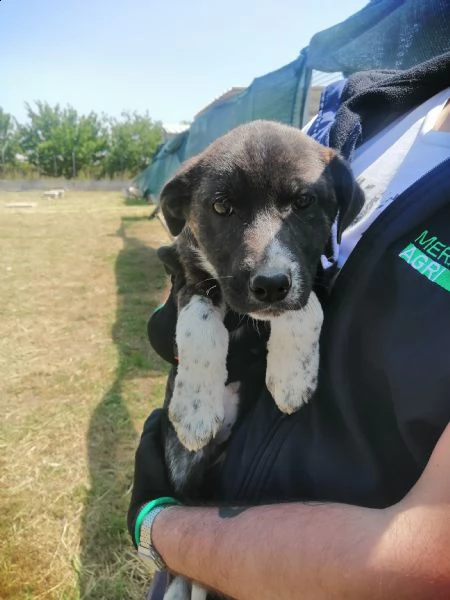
[103,111,163,178]
[19,102,108,178]
[0,108,19,172]
[67,111,108,178]
[5,103,163,179]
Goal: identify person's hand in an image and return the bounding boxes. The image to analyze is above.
[127,408,176,545]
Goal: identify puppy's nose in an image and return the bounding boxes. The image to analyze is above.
[249,273,291,303]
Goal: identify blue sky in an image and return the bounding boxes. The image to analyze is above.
[0,0,367,124]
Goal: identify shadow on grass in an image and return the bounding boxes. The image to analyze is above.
[78,218,168,599]
[123,197,149,207]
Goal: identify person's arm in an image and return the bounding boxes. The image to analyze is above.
[152,424,450,600]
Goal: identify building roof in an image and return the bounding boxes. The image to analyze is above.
[162,123,190,136]
[195,87,246,118]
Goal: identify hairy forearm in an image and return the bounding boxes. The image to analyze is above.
[152,501,450,600]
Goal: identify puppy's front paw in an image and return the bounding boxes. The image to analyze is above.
[171,295,229,451]
[169,380,225,452]
[266,344,318,414]
[266,294,323,415]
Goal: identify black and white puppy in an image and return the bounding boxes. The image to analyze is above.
[158,120,363,600]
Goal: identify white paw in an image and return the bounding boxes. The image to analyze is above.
[170,295,229,451]
[169,381,225,451]
[266,293,323,415]
[266,344,318,413]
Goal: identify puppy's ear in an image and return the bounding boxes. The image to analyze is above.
[160,158,201,236]
[327,153,365,243]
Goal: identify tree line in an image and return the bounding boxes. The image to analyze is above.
[0,102,163,179]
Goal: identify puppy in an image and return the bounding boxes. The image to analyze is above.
[158,120,364,599]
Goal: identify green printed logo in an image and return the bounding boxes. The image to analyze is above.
[399,230,450,292]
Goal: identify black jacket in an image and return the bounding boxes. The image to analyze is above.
[216,159,450,507]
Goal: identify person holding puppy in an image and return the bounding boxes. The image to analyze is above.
[128,52,450,599]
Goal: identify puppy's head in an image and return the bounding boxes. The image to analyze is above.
[161,120,363,318]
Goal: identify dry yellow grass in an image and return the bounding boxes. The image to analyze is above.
[0,190,171,599]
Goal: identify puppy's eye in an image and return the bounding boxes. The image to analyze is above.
[213,201,233,216]
[293,193,315,210]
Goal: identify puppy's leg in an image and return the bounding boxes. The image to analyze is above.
[266,291,323,414]
[164,578,207,600]
[166,381,240,500]
[213,381,240,445]
[191,583,208,600]
[169,295,229,452]
[164,576,190,600]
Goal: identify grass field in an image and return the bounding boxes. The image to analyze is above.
[0,190,171,599]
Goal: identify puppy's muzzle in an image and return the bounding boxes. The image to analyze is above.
[249,271,291,303]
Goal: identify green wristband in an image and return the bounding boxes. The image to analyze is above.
[134,496,181,546]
